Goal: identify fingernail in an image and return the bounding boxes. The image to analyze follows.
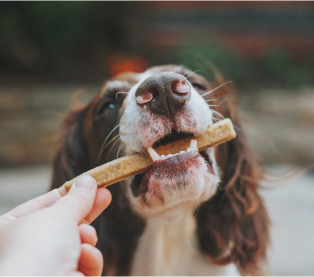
[74,175,96,191]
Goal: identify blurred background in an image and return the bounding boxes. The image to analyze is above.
[0,2,313,275]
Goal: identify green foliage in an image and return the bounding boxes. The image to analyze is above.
[176,45,314,90]
[175,44,249,85]
[28,2,98,54]
[260,48,291,76]
[0,2,99,54]
[0,2,130,76]
[0,2,313,89]
[260,48,314,89]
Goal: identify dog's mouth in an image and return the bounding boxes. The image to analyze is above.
[147,129,213,171]
[130,129,215,199]
[152,129,193,148]
[147,138,213,175]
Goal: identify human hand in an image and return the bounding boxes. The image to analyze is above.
[0,175,111,276]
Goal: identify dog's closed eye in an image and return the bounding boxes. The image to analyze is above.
[191,82,207,91]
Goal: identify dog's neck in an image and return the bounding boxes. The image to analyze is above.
[130,202,238,276]
[130,202,197,275]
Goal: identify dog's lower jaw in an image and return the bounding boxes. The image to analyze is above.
[130,206,239,276]
[126,148,220,218]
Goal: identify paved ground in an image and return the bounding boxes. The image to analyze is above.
[259,165,314,275]
[0,164,313,275]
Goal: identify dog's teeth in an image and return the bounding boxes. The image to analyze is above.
[147,147,160,161]
[148,140,198,162]
[189,139,198,150]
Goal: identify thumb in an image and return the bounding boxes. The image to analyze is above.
[51,175,97,224]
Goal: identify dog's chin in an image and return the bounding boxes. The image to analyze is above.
[127,150,219,218]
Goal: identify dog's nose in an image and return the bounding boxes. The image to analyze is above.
[135,72,191,116]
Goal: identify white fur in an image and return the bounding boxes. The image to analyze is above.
[120,70,212,154]
[131,205,239,276]
[118,69,237,275]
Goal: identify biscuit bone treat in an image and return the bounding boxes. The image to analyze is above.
[63,118,236,191]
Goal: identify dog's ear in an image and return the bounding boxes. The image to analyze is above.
[196,87,270,275]
[51,108,90,189]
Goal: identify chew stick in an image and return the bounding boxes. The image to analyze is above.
[63,118,236,191]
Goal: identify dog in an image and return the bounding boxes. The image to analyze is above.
[51,65,270,276]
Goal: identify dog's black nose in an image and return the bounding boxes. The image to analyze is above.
[135,72,191,116]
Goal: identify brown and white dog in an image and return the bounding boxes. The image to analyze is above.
[51,65,270,276]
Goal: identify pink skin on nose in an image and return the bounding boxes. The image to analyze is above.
[136,80,190,104]
[172,80,190,94]
[136,92,153,104]
[136,88,159,104]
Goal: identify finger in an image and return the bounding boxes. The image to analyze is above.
[1,189,62,221]
[78,243,103,276]
[79,224,98,246]
[80,188,112,225]
[57,185,68,197]
[50,175,97,224]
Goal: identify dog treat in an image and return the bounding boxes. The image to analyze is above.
[63,118,236,191]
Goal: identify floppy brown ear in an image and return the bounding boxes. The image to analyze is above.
[51,107,90,189]
[195,87,270,275]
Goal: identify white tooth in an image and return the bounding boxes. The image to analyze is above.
[190,139,198,150]
[166,154,173,158]
[160,155,166,160]
[180,151,185,154]
[147,147,160,161]
[187,148,192,152]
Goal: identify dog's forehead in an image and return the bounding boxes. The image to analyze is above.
[99,80,133,98]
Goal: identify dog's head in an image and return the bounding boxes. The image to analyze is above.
[52,65,269,275]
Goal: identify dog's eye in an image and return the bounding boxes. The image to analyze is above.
[96,101,116,116]
[107,103,115,109]
[192,83,206,91]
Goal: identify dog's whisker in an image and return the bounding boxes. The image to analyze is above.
[207,105,220,107]
[181,71,188,78]
[211,110,225,119]
[233,125,242,133]
[205,99,218,102]
[117,142,124,159]
[100,134,120,158]
[116,91,129,99]
[107,136,121,161]
[212,116,220,123]
[100,125,120,153]
[182,70,192,78]
[216,182,222,190]
[184,69,201,79]
[201,81,233,98]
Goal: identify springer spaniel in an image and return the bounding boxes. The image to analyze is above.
[51,65,270,276]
